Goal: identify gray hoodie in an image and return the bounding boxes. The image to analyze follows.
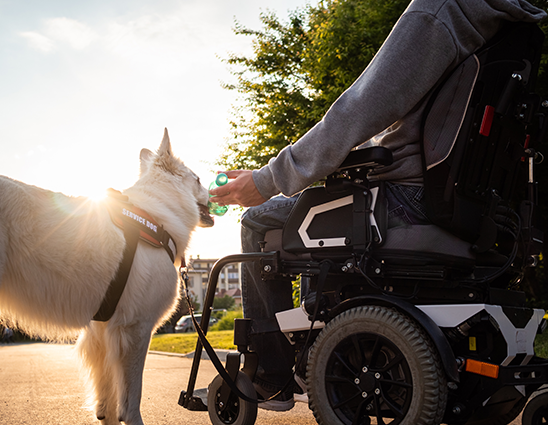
[252,0,546,200]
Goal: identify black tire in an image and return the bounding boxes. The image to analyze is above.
[207,372,258,425]
[307,305,447,425]
[462,396,527,425]
[522,389,548,425]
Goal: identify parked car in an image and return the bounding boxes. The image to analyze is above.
[174,314,217,333]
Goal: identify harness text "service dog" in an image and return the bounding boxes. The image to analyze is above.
[122,208,158,233]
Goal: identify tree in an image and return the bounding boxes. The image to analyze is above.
[219,0,411,170]
[221,0,548,171]
[213,294,236,311]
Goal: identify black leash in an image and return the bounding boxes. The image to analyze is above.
[179,259,334,405]
[180,266,259,404]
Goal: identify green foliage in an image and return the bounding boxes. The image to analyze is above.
[305,0,411,116]
[293,277,301,308]
[210,308,244,331]
[220,0,411,171]
[535,328,548,359]
[221,10,312,170]
[212,295,236,311]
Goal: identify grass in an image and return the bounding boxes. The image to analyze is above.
[149,330,236,354]
[535,329,548,358]
[150,325,548,360]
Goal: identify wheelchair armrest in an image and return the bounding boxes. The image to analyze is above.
[337,146,393,171]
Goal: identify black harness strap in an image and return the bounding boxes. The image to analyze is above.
[92,190,178,322]
[93,224,140,322]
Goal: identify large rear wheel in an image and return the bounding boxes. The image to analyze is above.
[307,305,447,425]
[463,395,527,425]
[522,388,548,425]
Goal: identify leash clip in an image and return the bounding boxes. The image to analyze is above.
[179,258,190,293]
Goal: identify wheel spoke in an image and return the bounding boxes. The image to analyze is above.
[351,333,365,364]
[380,378,412,389]
[351,400,369,425]
[332,389,362,409]
[380,352,405,372]
[325,373,356,386]
[333,350,358,376]
[380,391,405,418]
[369,335,382,367]
[374,394,387,425]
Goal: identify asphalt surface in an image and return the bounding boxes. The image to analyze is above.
[0,342,317,425]
[0,342,524,425]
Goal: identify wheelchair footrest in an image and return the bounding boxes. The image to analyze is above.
[179,389,208,411]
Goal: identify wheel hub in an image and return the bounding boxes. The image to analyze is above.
[357,371,377,392]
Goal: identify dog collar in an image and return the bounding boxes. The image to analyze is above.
[105,189,177,262]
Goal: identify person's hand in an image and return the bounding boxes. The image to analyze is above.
[209,170,267,207]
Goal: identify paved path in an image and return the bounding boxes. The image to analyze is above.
[0,342,317,425]
[0,342,524,425]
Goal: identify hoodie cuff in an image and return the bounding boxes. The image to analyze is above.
[252,167,280,200]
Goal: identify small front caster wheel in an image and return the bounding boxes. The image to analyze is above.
[207,371,258,425]
[522,388,548,425]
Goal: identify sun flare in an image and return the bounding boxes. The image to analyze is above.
[83,187,108,202]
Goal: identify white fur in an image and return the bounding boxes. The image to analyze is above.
[0,129,211,425]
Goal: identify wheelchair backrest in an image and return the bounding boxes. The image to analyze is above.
[281,23,545,261]
[421,22,545,251]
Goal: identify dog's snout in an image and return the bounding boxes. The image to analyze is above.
[198,204,214,228]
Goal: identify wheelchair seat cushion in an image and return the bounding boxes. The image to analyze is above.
[376,224,475,266]
[268,224,477,266]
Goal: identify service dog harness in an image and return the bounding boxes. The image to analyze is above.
[93,189,177,322]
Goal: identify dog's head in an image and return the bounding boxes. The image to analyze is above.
[139,129,214,228]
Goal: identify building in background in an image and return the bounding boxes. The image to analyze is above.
[159,256,242,333]
[186,256,242,310]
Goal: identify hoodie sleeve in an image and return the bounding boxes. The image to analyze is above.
[252,11,459,199]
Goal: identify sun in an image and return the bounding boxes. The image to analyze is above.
[83,187,108,202]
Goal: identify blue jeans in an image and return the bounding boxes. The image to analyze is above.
[240,184,429,391]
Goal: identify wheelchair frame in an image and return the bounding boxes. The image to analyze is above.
[180,21,548,425]
[180,246,548,424]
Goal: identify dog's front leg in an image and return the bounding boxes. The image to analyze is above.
[115,323,153,425]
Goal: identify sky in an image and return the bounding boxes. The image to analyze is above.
[0,0,308,259]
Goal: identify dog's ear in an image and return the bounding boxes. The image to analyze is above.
[154,128,183,175]
[158,128,173,158]
[140,148,154,174]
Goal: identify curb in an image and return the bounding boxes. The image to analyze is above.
[149,349,237,362]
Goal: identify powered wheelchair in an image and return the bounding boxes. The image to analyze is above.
[181,22,548,425]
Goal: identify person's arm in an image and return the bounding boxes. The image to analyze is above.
[253,11,457,199]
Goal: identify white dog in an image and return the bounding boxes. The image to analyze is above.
[0,129,213,425]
